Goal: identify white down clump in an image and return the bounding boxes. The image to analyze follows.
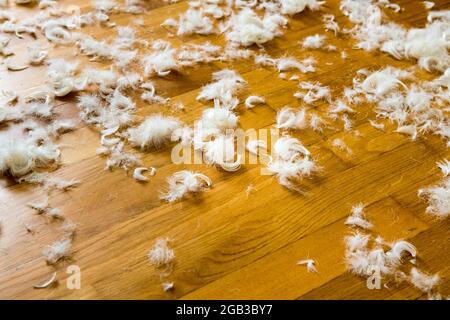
[197,69,246,109]
[280,0,325,15]
[418,161,450,218]
[161,170,212,202]
[0,127,60,178]
[223,8,287,47]
[47,59,87,97]
[142,40,178,77]
[419,178,450,218]
[267,135,318,191]
[128,114,182,150]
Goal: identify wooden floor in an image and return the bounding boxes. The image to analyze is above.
[0,0,449,300]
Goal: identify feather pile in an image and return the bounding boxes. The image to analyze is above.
[340,0,450,73]
[344,212,441,297]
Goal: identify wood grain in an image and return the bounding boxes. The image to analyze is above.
[0,0,449,300]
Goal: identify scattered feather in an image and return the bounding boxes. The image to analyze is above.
[133,167,156,182]
[33,272,57,289]
[245,96,265,109]
[148,238,175,268]
[43,238,72,264]
[161,171,212,202]
[410,268,440,293]
[297,259,318,273]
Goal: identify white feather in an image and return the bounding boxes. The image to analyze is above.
[410,268,440,293]
[418,177,450,218]
[436,159,450,177]
[133,167,156,182]
[245,96,265,109]
[161,171,212,202]
[177,9,214,36]
[148,238,175,268]
[345,203,372,229]
[276,57,316,73]
[386,240,417,265]
[302,34,326,49]
[43,238,72,264]
[297,259,318,273]
[128,115,181,150]
[276,107,308,130]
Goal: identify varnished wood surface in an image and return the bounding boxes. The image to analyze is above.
[0,0,449,300]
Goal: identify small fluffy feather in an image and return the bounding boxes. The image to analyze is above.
[276,107,307,130]
[197,106,238,131]
[410,268,440,293]
[177,9,214,36]
[276,57,316,73]
[28,197,64,220]
[332,138,353,156]
[297,259,318,273]
[267,135,318,191]
[197,69,245,109]
[436,159,450,177]
[280,0,324,15]
[302,34,326,49]
[203,134,241,172]
[28,197,49,214]
[345,203,372,229]
[329,100,355,114]
[47,59,85,97]
[369,120,385,131]
[27,43,48,65]
[0,137,60,178]
[142,45,178,77]
[43,238,72,264]
[104,142,142,171]
[128,115,181,150]
[422,1,435,9]
[148,238,175,268]
[418,177,450,218]
[345,231,369,252]
[161,171,212,202]
[245,96,265,109]
[295,81,331,104]
[323,14,340,35]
